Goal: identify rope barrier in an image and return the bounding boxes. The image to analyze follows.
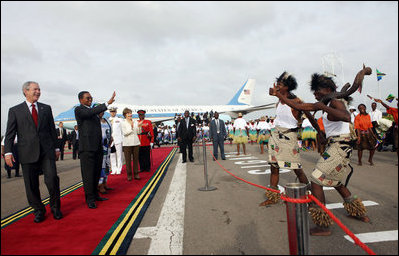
[308,194,376,255]
[205,144,376,255]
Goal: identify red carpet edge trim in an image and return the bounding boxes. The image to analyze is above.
[92,147,178,255]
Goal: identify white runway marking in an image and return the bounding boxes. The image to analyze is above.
[135,154,186,255]
[344,230,398,244]
[326,200,379,210]
[247,168,291,175]
[229,156,257,160]
[234,160,268,165]
[241,165,270,169]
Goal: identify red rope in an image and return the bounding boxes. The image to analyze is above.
[308,194,376,255]
[280,194,312,204]
[206,145,376,255]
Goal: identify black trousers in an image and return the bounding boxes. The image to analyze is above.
[21,151,61,213]
[72,141,79,159]
[80,149,103,204]
[57,140,66,160]
[139,146,151,171]
[180,139,194,161]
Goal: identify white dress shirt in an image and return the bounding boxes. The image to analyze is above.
[370,109,382,122]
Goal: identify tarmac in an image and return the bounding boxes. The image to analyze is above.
[1,142,398,255]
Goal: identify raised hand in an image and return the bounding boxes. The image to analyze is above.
[269,83,279,96]
[108,91,116,105]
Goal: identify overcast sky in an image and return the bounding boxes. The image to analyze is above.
[2,1,398,135]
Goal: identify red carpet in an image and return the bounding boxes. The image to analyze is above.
[1,147,174,255]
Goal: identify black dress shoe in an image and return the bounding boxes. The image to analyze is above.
[88,202,97,209]
[222,158,226,160]
[189,159,194,162]
[182,160,187,163]
[51,208,63,220]
[34,211,45,223]
[95,196,108,201]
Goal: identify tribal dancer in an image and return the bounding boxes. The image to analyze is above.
[270,65,372,236]
[259,72,310,206]
[233,113,249,155]
[248,120,258,144]
[256,116,271,154]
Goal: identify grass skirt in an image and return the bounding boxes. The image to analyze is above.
[257,129,270,144]
[301,126,317,141]
[233,129,248,144]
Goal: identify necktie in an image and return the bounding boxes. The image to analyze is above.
[216,119,220,133]
[186,118,189,129]
[31,104,38,127]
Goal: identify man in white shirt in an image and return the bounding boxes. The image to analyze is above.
[370,102,382,122]
[349,106,358,123]
[370,102,383,141]
[108,107,124,175]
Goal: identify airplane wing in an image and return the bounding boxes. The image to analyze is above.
[221,102,276,117]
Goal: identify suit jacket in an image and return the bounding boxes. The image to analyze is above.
[209,118,227,139]
[5,101,58,164]
[71,130,79,144]
[178,117,197,141]
[74,103,107,152]
[56,127,67,149]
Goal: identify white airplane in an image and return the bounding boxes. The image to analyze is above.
[54,79,276,130]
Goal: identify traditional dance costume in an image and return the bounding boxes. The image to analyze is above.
[309,101,368,228]
[301,118,317,142]
[256,121,271,144]
[268,102,302,170]
[233,117,248,144]
[227,123,234,141]
[265,102,302,204]
[248,123,258,142]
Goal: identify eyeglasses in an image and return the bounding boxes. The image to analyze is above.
[85,96,93,100]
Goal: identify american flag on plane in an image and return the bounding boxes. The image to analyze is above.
[244,89,250,95]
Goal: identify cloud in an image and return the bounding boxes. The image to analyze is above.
[1,2,398,135]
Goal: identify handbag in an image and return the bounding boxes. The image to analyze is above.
[110,145,116,153]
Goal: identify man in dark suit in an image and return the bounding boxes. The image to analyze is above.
[209,112,227,160]
[175,114,182,153]
[74,90,115,209]
[4,81,62,223]
[56,121,67,160]
[177,110,197,163]
[71,125,80,160]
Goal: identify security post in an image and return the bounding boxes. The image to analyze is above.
[198,139,216,191]
[284,183,309,255]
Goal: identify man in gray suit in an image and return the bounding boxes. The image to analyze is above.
[4,81,62,223]
[209,112,227,160]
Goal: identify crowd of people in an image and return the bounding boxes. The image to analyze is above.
[2,74,398,237]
